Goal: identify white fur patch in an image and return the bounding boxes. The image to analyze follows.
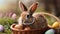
[18,17,23,25]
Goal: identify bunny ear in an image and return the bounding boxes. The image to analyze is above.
[19,1,27,11]
[28,2,38,14]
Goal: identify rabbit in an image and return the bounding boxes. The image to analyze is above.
[18,1,48,29]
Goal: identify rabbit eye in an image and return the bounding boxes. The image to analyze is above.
[26,15,30,18]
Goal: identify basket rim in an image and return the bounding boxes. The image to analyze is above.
[10,24,47,31]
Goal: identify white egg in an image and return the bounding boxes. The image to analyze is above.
[0,25,4,32]
[45,29,55,34]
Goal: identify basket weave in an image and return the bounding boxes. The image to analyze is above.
[11,24,48,34]
[10,12,60,34]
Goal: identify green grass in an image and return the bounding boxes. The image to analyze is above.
[0,17,16,34]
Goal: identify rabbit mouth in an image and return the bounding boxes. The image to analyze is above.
[22,18,35,25]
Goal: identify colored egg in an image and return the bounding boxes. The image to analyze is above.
[52,21,59,28]
[45,29,55,34]
[11,13,17,20]
[0,25,4,32]
[24,27,31,30]
[14,24,23,30]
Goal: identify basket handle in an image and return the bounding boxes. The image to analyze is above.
[39,12,60,22]
[39,12,60,29]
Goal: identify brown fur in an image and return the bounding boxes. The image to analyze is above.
[18,1,48,29]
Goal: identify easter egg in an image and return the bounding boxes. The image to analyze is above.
[0,25,4,32]
[11,13,17,20]
[14,24,23,30]
[52,21,59,28]
[24,27,31,30]
[45,29,55,34]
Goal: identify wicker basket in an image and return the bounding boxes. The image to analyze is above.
[10,12,60,34]
[11,24,48,34]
